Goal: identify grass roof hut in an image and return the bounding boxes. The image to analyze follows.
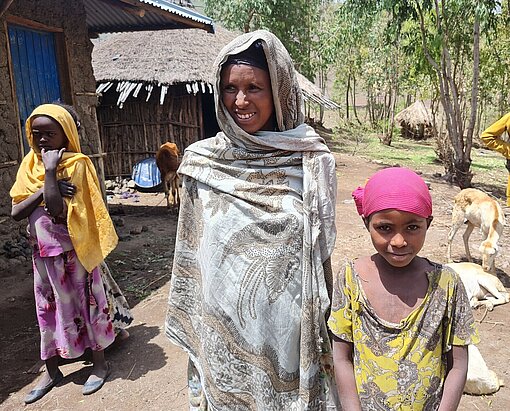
[395,100,434,140]
[92,27,339,178]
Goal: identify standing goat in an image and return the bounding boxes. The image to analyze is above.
[446,188,505,273]
[155,142,181,209]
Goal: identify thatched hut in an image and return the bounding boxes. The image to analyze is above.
[92,27,339,178]
[395,100,434,140]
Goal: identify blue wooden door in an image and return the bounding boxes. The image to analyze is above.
[8,24,63,152]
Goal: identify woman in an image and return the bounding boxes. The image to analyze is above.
[165,30,338,410]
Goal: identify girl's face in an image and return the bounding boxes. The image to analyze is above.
[220,63,276,134]
[367,209,430,268]
[31,116,68,151]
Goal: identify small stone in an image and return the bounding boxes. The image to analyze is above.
[112,217,125,227]
[130,226,143,235]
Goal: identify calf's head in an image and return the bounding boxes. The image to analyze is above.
[480,240,498,273]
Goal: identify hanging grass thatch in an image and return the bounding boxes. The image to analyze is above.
[92,26,340,178]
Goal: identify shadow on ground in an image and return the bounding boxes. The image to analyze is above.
[0,200,178,404]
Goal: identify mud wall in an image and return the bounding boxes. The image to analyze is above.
[0,0,102,216]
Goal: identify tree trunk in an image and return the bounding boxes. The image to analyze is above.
[415,0,475,188]
[465,16,479,154]
[318,68,326,123]
[352,75,362,125]
[382,46,400,146]
[367,88,374,126]
[345,73,351,121]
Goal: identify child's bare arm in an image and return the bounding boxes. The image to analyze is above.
[332,335,362,411]
[11,188,44,221]
[438,345,468,411]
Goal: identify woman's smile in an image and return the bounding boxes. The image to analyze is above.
[235,110,256,120]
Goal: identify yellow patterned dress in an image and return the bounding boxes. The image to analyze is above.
[328,260,479,410]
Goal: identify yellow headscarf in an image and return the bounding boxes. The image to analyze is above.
[10,104,118,272]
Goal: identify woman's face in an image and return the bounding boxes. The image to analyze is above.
[220,63,276,134]
[31,115,68,151]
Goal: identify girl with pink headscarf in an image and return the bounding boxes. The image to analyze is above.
[328,167,478,410]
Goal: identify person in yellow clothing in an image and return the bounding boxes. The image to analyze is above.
[328,167,479,410]
[480,112,510,205]
[10,103,121,403]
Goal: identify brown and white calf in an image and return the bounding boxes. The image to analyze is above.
[155,142,181,209]
[446,188,505,273]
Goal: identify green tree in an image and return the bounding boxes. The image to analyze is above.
[204,0,328,80]
[343,0,499,188]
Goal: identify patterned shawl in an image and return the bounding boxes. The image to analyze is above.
[165,30,338,410]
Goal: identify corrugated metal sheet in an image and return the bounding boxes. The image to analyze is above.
[140,0,213,24]
[84,0,214,34]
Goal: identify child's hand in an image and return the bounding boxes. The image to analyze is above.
[41,147,66,171]
[58,179,76,198]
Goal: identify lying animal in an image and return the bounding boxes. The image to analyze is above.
[464,345,503,395]
[155,142,181,209]
[446,188,505,273]
[445,262,509,311]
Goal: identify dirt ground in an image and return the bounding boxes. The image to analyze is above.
[1,143,510,410]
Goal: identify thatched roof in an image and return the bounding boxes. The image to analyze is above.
[92,27,339,109]
[395,100,432,127]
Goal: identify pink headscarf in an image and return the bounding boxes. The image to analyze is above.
[352,167,432,218]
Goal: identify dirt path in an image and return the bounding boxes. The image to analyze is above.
[1,151,509,410]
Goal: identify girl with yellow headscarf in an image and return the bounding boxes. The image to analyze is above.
[10,103,120,403]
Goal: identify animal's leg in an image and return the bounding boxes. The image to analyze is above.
[168,178,175,206]
[166,172,178,207]
[163,175,171,208]
[470,296,481,309]
[173,175,180,207]
[481,296,510,310]
[462,222,475,262]
[476,299,495,311]
[478,277,510,308]
[447,209,465,262]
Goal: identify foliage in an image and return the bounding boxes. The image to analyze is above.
[204,0,329,80]
[202,0,510,186]
[338,0,500,188]
[331,121,506,181]
[479,4,510,119]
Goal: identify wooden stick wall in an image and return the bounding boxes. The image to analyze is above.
[97,90,201,178]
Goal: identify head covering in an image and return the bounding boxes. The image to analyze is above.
[10,104,118,272]
[352,167,432,218]
[224,40,269,72]
[25,104,81,154]
[213,30,306,150]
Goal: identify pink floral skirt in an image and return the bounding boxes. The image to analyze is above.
[33,249,115,360]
